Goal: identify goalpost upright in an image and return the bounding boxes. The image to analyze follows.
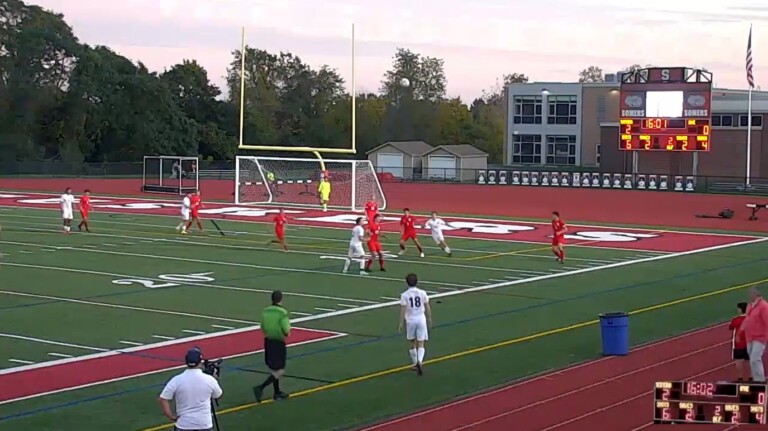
[234,24,387,211]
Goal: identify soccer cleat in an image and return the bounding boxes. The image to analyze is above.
[380,267,386,272]
[416,362,423,376]
[273,391,290,401]
[447,252,452,257]
[252,386,264,403]
[420,252,425,258]
[398,250,405,256]
[359,270,369,276]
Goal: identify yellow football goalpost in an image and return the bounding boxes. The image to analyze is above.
[233,25,387,211]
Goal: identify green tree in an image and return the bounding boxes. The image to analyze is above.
[380,48,447,103]
[578,66,604,83]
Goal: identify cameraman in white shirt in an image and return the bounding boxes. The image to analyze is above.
[158,348,222,431]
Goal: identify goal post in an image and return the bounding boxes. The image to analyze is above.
[235,156,386,211]
[142,156,199,195]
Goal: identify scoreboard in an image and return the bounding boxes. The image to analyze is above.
[653,381,768,424]
[619,67,713,152]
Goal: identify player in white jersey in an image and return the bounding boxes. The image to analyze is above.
[424,212,452,256]
[398,273,432,376]
[343,217,368,275]
[60,187,75,233]
[176,193,192,233]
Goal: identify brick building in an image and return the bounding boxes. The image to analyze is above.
[503,79,768,179]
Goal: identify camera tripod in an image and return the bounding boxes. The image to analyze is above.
[211,399,221,431]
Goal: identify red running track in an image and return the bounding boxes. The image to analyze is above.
[360,324,743,431]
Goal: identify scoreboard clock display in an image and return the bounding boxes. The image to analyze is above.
[653,381,768,424]
[619,67,713,152]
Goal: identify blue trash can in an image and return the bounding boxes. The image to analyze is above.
[599,312,629,356]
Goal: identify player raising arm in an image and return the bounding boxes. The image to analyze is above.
[269,208,288,251]
[343,217,368,276]
[424,211,452,257]
[60,187,75,233]
[176,193,191,234]
[318,176,331,212]
[365,214,385,272]
[77,189,92,233]
[398,273,431,376]
[398,208,424,258]
[551,211,567,263]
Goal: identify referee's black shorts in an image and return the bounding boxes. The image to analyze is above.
[264,337,287,371]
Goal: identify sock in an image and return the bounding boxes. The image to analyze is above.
[416,245,423,253]
[260,375,275,389]
[272,377,280,393]
[358,258,365,269]
[343,258,351,272]
[322,204,327,211]
[445,246,451,254]
[553,250,560,258]
[176,222,184,230]
[365,259,372,270]
[409,348,417,365]
[559,249,565,260]
[417,347,425,364]
[399,243,405,251]
[378,255,384,268]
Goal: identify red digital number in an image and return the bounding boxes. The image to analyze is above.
[731,411,740,423]
[685,408,694,421]
[624,124,632,134]
[643,140,650,150]
[703,125,710,135]
[662,407,671,420]
[624,140,631,149]
[684,382,714,396]
[666,136,675,150]
[759,392,766,405]
[758,413,765,424]
[643,118,667,129]
[714,405,722,416]
[662,389,670,400]
[701,140,708,150]
[681,140,688,151]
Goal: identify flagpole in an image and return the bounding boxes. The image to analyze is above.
[747,86,753,187]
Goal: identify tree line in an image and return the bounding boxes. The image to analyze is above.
[1,0,663,166]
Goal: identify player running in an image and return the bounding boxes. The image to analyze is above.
[60,187,75,234]
[424,211,452,257]
[398,273,431,376]
[364,214,385,272]
[77,189,92,232]
[551,211,567,263]
[398,208,424,258]
[269,208,288,251]
[364,198,378,224]
[318,176,331,212]
[176,193,191,234]
[185,190,204,233]
[343,217,368,275]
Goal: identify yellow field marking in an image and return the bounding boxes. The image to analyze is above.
[462,229,669,261]
[139,276,768,431]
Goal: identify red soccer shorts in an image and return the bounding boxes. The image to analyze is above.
[401,231,417,241]
[275,228,285,240]
[191,211,199,219]
[80,210,89,219]
[367,241,382,253]
[552,236,565,246]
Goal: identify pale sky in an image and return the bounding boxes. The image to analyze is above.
[27,0,768,101]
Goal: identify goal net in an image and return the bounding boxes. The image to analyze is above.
[142,156,199,195]
[235,156,387,211]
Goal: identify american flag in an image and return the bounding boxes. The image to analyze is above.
[747,26,755,88]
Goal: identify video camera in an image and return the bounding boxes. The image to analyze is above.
[203,358,222,378]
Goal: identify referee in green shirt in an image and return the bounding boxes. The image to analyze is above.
[253,290,290,402]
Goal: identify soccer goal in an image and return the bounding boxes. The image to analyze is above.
[142,156,199,195]
[235,156,387,211]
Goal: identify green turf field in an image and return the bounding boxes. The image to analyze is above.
[0,206,767,430]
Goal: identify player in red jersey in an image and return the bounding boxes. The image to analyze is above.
[269,208,289,251]
[730,302,750,381]
[364,199,378,224]
[77,189,92,233]
[551,211,567,263]
[185,190,204,233]
[364,214,385,271]
[399,208,424,258]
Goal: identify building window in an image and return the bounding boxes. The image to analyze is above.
[512,134,542,164]
[545,135,577,165]
[513,96,543,124]
[547,95,578,125]
[739,114,764,127]
[711,115,721,126]
[596,144,601,166]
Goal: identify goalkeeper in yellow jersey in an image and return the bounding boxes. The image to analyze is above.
[318,176,331,212]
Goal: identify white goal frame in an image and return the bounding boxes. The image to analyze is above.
[234,156,387,211]
[141,156,199,195]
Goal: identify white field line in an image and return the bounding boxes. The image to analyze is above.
[182,330,206,335]
[0,235,762,404]
[0,333,108,352]
[3,218,562,273]
[2,190,760,239]
[8,359,34,365]
[0,290,259,325]
[211,324,235,330]
[47,353,73,358]
[118,341,142,346]
[0,239,474,290]
[0,207,678,258]
[291,312,311,316]
[0,261,379,304]
[152,335,174,340]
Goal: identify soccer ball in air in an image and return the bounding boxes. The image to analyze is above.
[400,78,410,87]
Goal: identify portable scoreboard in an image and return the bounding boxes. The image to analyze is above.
[653,381,768,424]
[619,67,713,152]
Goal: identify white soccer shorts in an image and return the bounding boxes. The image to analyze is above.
[61,209,73,220]
[406,319,429,341]
[181,210,190,221]
[348,243,365,257]
[431,232,444,244]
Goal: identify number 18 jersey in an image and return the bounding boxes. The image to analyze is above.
[400,287,429,322]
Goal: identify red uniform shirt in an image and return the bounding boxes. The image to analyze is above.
[190,195,201,214]
[365,201,378,219]
[400,215,417,233]
[79,195,90,214]
[730,315,747,349]
[552,219,565,237]
[274,214,287,229]
[368,222,381,243]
